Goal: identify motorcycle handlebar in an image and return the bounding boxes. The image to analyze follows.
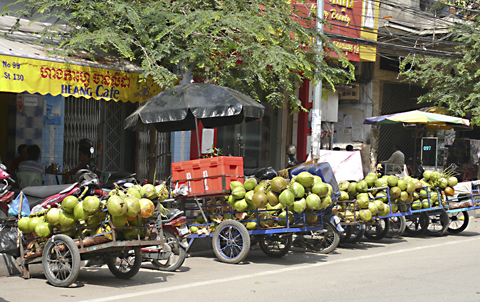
[8,177,15,184]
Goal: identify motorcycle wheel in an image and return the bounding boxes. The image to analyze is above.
[345,224,365,243]
[151,230,187,272]
[106,248,142,279]
[258,234,292,258]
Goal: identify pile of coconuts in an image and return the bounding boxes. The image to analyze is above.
[189,171,334,233]
[336,170,458,223]
[17,182,169,242]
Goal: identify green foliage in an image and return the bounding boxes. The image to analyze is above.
[3,0,353,110]
[400,17,480,125]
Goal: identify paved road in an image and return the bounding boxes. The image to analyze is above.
[2,219,480,302]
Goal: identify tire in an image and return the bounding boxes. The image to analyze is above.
[364,218,390,240]
[42,234,81,287]
[426,209,449,236]
[106,248,142,279]
[387,216,406,238]
[0,207,7,219]
[345,224,365,243]
[339,225,353,243]
[447,210,469,234]
[258,234,292,258]
[212,220,250,264]
[151,230,187,271]
[312,221,340,254]
[404,213,428,236]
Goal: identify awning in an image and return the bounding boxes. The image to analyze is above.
[0,28,164,103]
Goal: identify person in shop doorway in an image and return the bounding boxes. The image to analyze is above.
[9,144,28,176]
[18,144,45,185]
[381,144,405,166]
[64,138,97,183]
[346,145,354,151]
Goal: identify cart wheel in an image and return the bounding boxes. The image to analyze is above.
[426,209,449,236]
[404,213,428,236]
[151,230,187,271]
[345,224,365,243]
[364,218,390,240]
[313,221,340,254]
[258,234,292,258]
[42,234,81,287]
[447,211,469,234]
[212,220,250,264]
[339,225,353,243]
[106,247,142,279]
[387,216,406,238]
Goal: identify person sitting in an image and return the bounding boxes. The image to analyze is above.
[333,147,341,151]
[64,138,97,183]
[17,144,45,186]
[380,144,405,175]
[346,145,354,151]
[9,144,28,175]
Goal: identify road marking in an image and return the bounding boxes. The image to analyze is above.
[81,236,480,302]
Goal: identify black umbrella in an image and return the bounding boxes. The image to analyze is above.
[124,83,265,132]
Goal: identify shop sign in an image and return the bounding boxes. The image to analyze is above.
[0,54,164,103]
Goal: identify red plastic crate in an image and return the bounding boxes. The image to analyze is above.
[172,156,244,197]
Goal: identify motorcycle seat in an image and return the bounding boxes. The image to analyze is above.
[22,184,74,199]
[162,208,184,222]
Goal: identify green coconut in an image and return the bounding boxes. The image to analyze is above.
[244,190,255,204]
[83,196,100,214]
[73,201,90,221]
[271,177,288,193]
[338,180,350,191]
[18,217,31,233]
[359,209,373,222]
[375,178,387,188]
[305,194,321,211]
[231,187,246,200]
[313,176,323,185]
[376,191,388,203]
[312,182,329,197]
[412,201,422,210]
[448,177,458,187]
[35,222,51,238]
[155,185,169,201]
[246,222,258,230]
[111,215,128,228]
[138,198,155,218]
[124,196,141,217]
[252,192,268,209]
[277,210,294,226]
[356,195,369,209]
[244,178,257,191]
[406,182,416,194]
[46,207,62,226]
[234,199,249,212]
[227,195,236,208]
[390,187,402,200]
[290,182,305,198]
[438,178,448,189]
[279,189,295,208]
[229,181,244,191]
[320,195,332,209]
[423,170,432,180]
[373,199,385,212]
[387,175,398,187]
[59,211,76,228]
[430,171,440,182]
[356,180,368,193]
[339,191,350,201]
[295,172,314,188]
[140,184,157,200]
[254,182,268,194]
[365,174,377,187]
[368,202,378,215]
[266,190,280,206]
[126,187,142,199]
[397,179,407,191]
[61,196,79,214]
[107,195,128,217]
[305,213,318,224]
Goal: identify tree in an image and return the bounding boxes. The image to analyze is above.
[4,0,353,110]
[400,15,480,125]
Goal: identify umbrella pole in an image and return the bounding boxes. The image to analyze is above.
[195,116,201,158]
[414,124,417,176]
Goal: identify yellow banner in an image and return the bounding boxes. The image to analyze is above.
[0,54,163,103]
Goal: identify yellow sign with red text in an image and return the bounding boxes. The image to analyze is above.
[0,54,163,103]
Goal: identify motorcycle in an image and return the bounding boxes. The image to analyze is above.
[0,164,15,218]
[141,201,189,271]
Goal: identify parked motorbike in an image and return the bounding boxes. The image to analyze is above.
[0,164,15,218]
[100,181,189,272]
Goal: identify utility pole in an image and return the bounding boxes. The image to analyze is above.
[311,0,324,159]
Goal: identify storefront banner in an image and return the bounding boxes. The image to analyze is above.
[319,150,364,182]
[0,54,163,103]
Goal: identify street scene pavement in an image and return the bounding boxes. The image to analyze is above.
[1,219,480,302]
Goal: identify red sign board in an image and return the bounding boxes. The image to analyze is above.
[292,0,362,61]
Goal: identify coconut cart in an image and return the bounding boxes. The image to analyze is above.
[14,190,167,287]
[170,156,339,264]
